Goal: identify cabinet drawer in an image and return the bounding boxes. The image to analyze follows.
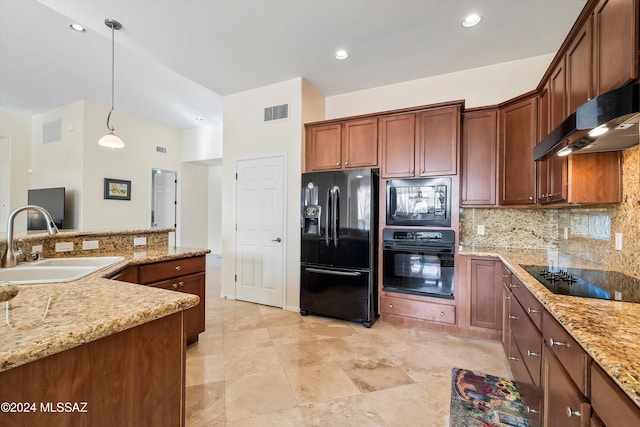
[510,298,542,389]
[139,256,205,284]
[591,362,640,426]
[543,311,589,395]
[508,336,542,427]
[380,295,456,324]
[510,277,543,331]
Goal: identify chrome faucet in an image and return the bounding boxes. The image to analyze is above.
[1,205,59,268]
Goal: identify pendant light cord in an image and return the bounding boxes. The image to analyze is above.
[107,22,115,132]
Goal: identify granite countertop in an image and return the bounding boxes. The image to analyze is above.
[460,247,640,410]
[0,247,210,373]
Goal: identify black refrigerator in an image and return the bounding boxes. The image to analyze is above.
[300,168,379,327]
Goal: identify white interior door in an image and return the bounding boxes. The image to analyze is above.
[152,169,177,246]
[235,156,285,307]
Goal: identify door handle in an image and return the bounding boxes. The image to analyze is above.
[271,237,282,242]
[325,188,331,247]
[332,186,340,248]
[306,267,361,277]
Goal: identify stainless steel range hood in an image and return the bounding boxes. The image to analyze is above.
[534,83,640,161]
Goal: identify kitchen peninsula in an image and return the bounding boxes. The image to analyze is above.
[0,228,210,427]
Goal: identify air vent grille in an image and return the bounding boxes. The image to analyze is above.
[156,146,167,153]
[42,119,62,144]
[264,104,288,122]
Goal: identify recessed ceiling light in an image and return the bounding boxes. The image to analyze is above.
[462,14,482,28]
[334,49,349,60]
[69,23,86,32]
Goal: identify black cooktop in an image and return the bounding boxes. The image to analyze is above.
[520,265,640,304]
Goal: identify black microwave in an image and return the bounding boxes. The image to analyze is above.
[386,178,451,227]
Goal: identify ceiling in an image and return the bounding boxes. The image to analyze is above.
[0,0,588,130]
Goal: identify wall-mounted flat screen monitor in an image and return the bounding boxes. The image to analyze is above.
[27,187,65,230]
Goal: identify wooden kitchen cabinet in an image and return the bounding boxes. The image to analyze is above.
[342,118,378,168]
[110,256,206,344]
[380,294,456,325]
[566,17,593,114]
[139,256,206,344]
[461,108,497,206]
[591,362,640,426]
[305,123,343,171]
[469,258,502,332]
[499,95,537,205]
[501,265,512,355]
[593,0,639,95]
[415,105,460,176]
[542,345,591,427]
[305,118,378,172]
[380,104,461,179]
[379,113,416,178]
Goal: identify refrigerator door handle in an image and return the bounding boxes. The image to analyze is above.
[306,267,362,277]
[332,186,340,248]
[325,188,332,247]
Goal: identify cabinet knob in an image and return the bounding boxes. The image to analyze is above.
[565,407,581,418]
[528,196,534,201]
[526,406,540,414]
[508,356,520,361]
[501,274,510,278]
[345,161,349,165]
[504,296,512,300]
[509,283,519,288]
[389,304,393,308]
[175,265,181,271]
[527,350,541,358]
[439,312,445,317]
[410,170,414,174]
[178,281,185,287]
[336,162,340,166]
[549,338,568,347]
[527,307,541,314]
[172,283,178,289]
[508,315,519,320]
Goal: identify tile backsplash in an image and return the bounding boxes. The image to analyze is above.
[460,146,639,279]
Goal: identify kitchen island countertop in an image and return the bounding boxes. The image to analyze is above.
[460,247,640,410]
[0,246,209,373]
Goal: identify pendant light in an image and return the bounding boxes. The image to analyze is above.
[98,19,125,148]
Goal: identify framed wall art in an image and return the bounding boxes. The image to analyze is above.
[104,178,131,200]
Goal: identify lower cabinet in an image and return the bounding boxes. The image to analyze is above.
[110,256,206,345]
[380,295,456,325]
[590,360,640,426]
[469,258,503,332]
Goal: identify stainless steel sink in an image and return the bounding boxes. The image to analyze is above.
[0,256,124,284]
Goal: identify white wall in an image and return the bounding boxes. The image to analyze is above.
[0,110,31,232]
[221,77,312,308]
[207,164,223,254]
[31,102,84,229]
[82,101,184,231]
[180,162,210,249]
[182,124,223,162]
[326,54,554,119]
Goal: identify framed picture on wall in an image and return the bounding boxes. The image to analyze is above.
[104,178,131,200]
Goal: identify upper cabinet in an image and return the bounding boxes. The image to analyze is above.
[566,17,593,113]
[305,118,378,172]
[415,106,460,177]
[379,113,416,178]
[380,105,460,179]
[461,109,497,206]
[593,0,639,95]
[499,95,538,206]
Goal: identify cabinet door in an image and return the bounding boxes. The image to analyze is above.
[461,109,497,206]
[380,113,416,178]
[499,96,537,205]
[343,118,378,168]
[180,272,206,340]
[305,123,342,171]
[567,152,622,203]
[416,106,460,176]
[594,0,639,95]
[537,85,550,203]
[542,346,591,427]
[550,59,567,129]
[469,258,502,330]
[591,362,640,426]
[501,266,512,355]
[566,19,593,114]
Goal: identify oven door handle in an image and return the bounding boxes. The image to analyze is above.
[306,267,362,277]
[382,244,454,253]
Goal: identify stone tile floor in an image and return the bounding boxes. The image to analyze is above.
[185,256,511,426]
